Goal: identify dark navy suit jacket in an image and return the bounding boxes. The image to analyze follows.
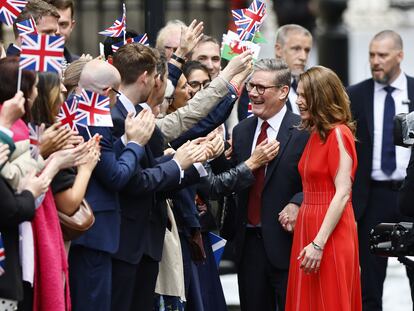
[110,100,200,263]
[72,126,145,254]
[230,111,308,269]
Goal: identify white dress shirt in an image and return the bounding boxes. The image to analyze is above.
[288,78,300,115]
[251,105,287,155]
[372,71,411,181]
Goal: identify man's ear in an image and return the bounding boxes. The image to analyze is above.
[275,43,282,58]
[138,70,148,86]
[102,87,111,96]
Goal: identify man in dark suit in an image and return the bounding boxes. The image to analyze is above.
[68,59,156,311]
[109,43,210,311]
[347,30,414,311]
[230,59,308,311]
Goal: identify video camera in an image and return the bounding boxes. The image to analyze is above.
[369,222,414,258]
[394,110,414,147]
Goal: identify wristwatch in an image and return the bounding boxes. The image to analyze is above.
[171,53,186,65]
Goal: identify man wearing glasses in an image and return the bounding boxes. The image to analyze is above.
[228,58,308,311]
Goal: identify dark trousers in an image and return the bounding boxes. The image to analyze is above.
[237,228,288,311]
[111,255,159,311]
[68,245,112,311]
[358,182,414,311]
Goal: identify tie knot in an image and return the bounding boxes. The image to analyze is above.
[384,85,395,94]
[261,121,270,131]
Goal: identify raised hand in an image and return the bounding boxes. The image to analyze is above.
[220,50,253,82]
[245,138,280,171]
[0,91,25,128]
[125,109,156,145]
[0,143,10,166]
[175,19,204,58]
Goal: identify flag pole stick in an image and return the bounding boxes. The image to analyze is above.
[17,67,22,92]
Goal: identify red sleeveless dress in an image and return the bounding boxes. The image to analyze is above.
[285,124,362,311]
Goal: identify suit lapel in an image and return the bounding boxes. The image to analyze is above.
[365,79,375,143]
[239,117,258,162]
[264,111,294,187]
[115,99,129,119]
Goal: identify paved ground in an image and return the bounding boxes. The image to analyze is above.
[221,257,413,310]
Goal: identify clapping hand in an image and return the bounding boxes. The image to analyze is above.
[39,123,73,158]
[173,141,206,170]
[125,109,156,145]
[18,170,51,198]
[78,134,102,172]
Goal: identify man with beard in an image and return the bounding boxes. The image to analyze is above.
[347,30,414,311]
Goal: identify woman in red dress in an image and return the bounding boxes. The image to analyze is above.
[285,66,362,311]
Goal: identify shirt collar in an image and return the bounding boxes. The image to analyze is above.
[374,71,407,92]
[139,103,151,110]
[118,93,136,114]
[257,104,287,132]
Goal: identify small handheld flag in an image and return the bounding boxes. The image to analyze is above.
[15,16,37,35]
[76,90,113,127]
[98,3,126,38]
[232,0,266,41]
[0,0,27,26]
[208,232,227,267]
[111,33,149,52]
[19,34,65,74]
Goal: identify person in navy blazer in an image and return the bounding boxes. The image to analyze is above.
[109,44,209,311]
[225,59,308,311]
[68,60,156,311]
[347,30,414,311]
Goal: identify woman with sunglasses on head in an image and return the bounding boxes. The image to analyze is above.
[285,66,362,311]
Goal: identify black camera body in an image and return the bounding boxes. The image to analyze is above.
[369,222,414,257]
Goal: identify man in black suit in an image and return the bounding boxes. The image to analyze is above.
[347,30,414,311]
[230,58,308,311]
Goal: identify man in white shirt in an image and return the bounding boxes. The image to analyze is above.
[348,30,414,311]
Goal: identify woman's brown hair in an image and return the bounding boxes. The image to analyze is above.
[298,66,356,142]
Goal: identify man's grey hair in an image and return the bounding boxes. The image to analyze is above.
[275,24,312,46]
[372,30,403,50]
[155,20,186,50]
[253,58,291,86]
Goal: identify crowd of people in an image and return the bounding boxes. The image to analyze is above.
[0,1,413,311]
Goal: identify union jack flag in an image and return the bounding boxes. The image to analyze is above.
[232,0,266,41]
[0,0,27,26]
[57,95,79,131]
[0,233,4,276]
[19,34,65,74]
[111,33,149,52]
[76,89,113,127]
[99,3,126,37]
[16,15,37,35]
[28,122,42,160]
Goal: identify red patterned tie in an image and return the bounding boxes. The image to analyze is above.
[247,121,269,225]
